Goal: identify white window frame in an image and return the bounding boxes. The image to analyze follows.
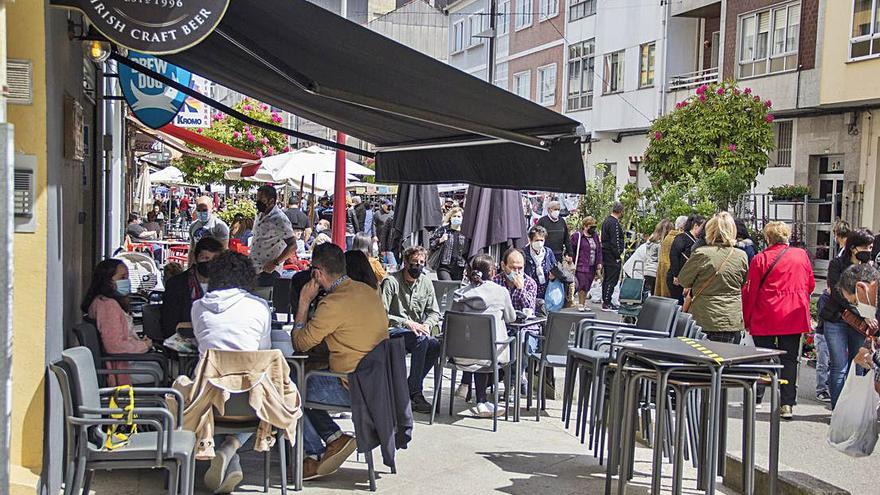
[469,10,486,47]
[539,0,559,21]
[850,0,880,60]
[639,42,656,88]
[452,20,465,53]
[515,0,533,30]
[737,1,800,79]
[769,120,794,167]
[537,64,557,106]
[498,0,510,36]
[603,50,625,94]
[513,70,531,100]
[566,39,594,111]
[569,0,596,22]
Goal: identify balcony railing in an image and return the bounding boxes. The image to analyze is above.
[668,67,719,91]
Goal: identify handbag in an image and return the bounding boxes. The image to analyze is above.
[683,248,736,313]
[427,248,442,272]
[104,385,138,450]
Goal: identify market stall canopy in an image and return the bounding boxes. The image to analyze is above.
[163,0,585,193]
[226,145,374,181]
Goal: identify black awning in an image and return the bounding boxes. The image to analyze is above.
[164,0,585,193]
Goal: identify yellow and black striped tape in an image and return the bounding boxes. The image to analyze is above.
[677,336,724,364]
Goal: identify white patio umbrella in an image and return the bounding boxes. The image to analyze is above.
[134,166,152,214]
[149,165,186,185]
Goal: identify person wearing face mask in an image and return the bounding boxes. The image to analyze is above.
[293,243,389,480]
[429,207,469,281]
[189,196,230,249]
[250,185,298,287]
[374,199,396,267]
[571,216,604,311]
[161,237,224,339]
[537,201,571,263]
[308,219,331,249]
[847,265,880,396]
[523,225,558,300]
[820,228,876,408]
[600,202,626,311]
[742,222,814,419]
[82,259,155,385]
[667,214,706,305]
[382,246,442,413]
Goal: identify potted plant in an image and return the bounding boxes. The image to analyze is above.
[769,184,810,202]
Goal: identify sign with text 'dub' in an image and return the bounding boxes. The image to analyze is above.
[119,51,191,129]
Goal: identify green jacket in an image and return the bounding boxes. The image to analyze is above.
[382,271,441,335]
[678,245,749,332]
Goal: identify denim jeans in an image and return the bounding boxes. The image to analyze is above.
[296,374,350,457]
[824,319,868,409]
[814,333,830,395]
[389,327,441,396]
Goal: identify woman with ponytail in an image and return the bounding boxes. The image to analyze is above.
[450,254,516,417]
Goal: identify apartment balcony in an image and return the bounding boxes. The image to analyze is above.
[671,0,721,18]
[668,67,719,91]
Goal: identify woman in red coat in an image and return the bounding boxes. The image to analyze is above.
[743,221,815,419]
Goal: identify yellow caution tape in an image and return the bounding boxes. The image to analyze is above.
[677,336,725,364]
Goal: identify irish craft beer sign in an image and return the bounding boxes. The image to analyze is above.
[51,0,229,54]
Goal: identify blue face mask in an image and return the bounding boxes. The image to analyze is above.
[115,279,131,296]
[197,211,209,223]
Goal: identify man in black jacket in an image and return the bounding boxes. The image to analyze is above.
[283,195,310,230]
[536,200,570,261]
[161,237,224,338]
[374,199,396,265]
[600,202,625,311]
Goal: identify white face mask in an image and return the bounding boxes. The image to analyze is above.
[531,240,545,253]
[549,210,560,221]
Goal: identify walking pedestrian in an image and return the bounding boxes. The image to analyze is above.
[523,225,557,300]
[678,212,748,343]
[667,214,705,304]
[429,207,469,281]
[570,216,602,311]
[537,201,571,262]
[600,202,625,312]
[743,222,815,420]
[623,219,672,295]
[250,185,297,287]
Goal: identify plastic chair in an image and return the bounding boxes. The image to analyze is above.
[272,277,293,322]
[141,304,167,341]
[525,311,581,420]
[55,346,194,495]
[429,310,514,432]
[71,321,169,387]
[431,280,460,315]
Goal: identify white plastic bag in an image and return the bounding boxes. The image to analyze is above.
[588,280,602,302]
[545,280,565,312]
[828,365,880,457]
[611,282,621,307]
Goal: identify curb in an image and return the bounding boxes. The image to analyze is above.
[723,454,851,495]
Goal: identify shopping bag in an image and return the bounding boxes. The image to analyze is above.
[545,280,565,312]
[828,365,880,457]
[588,280,602,302]
[611,282,621,307]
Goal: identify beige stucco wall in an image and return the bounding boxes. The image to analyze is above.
[819,1,880,105]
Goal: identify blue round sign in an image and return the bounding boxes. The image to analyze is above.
[119,51,192,129]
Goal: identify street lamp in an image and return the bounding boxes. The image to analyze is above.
[83,39,111,63]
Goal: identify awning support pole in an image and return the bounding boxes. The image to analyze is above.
[109,53,375,159]
[332,132,347,248]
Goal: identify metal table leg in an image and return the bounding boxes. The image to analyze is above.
[513,329,523,422]
[650,371,671,495]
[671,385,687,495]
[769,372,780,495]
[705,365,725,495]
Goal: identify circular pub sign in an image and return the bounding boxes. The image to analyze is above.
[54,0,230,55]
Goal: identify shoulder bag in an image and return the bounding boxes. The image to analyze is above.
[758,247,791,290]
[683,248,736,313]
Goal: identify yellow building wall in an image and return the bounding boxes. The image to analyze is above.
[820,2,880,105]
[6,0,47,493]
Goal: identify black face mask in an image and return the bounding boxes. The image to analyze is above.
[196,263,210,277]
[856,251,872,263]
[256,200,269,213]
[587,227,597,236]
[407,263,424,279]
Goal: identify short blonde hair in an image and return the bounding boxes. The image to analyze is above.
[443,207,463,225]
[763,221,792,245]
[704,212,736,247]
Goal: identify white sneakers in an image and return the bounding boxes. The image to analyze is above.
[474,402,506,418]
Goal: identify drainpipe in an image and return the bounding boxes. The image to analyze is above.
[659,0,671,117]
[100,61,114,258]
[487,0,497,85]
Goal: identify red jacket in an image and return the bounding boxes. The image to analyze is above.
[743,244,815,336]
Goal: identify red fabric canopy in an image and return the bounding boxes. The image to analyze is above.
[158,124,262,177]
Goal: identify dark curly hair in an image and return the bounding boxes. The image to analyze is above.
[839,263,880,296]
[82,259,128,313]
[402,245,427,264]
[206,251,257,292]
[345,250,379,289]
[842,228,874,262]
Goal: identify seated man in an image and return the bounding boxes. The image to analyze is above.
[161,237,224,338]
[190,251,272,493]
[292,243,389,480]
[493,247,539,393]
[126,212,162,262]
[382,246,442,414]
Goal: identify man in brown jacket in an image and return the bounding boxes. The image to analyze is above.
[292,243,389,480]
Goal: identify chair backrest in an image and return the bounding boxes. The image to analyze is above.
[272,277,293,316]
[62,346,103,419]
[544,311,584,357]
[217,393,260,420]
[441,310,497,362]
[141,304,165,341]
[49,360,78,478]
[432,280,460,314]
[672,312,694,338]
[251,286,274,304]
[634,296,679,334]
[72,321,105,369]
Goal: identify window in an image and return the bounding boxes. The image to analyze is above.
[603,50,625,94]
[495,62,509,90]
[850,0,880,58]
[469,10,486,46]
[513,71,531,99]
[539,0,558,21]
[498,0,510,35]
[515,0,532,29]
[769,121,793,167]
[567,39,594,111]
[569,0,596,21]
[710,31,721,68]
[639,42,656,88]
[452,21,465,53]
[538,64,557,106]
[738,2,800,78]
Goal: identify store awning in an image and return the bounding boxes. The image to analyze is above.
[163,0,585,193]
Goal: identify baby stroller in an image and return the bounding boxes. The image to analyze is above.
[115,251,164,295]
[618,260,647,323]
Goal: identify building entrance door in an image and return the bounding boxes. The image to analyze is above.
[813,155,845,271]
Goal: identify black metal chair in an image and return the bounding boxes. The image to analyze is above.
[71,321,169,387]
[141,304,166,341]
[429,310,515,432]
[54,346,194,495]
[272,277,293,322]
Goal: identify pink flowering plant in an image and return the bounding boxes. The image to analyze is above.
[645,80,776,209]
[175,98,289,187]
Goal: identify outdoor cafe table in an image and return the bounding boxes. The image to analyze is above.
[506,316,547,422]
[604,337,786,495]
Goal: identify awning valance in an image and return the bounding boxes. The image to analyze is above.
[162,0,586,193]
